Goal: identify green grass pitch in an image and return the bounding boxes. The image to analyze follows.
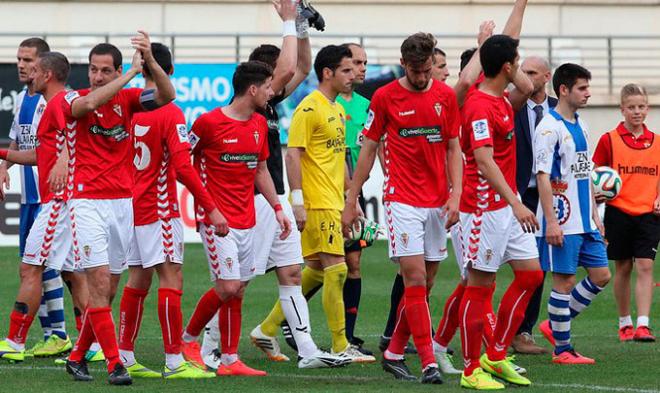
[0,242,658,392]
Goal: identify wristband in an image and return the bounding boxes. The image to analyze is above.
[0,149,7,160]
[283,20,296,37]
[291,189,304,206]
[274,203,283,212]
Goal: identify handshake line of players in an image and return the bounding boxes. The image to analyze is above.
[1,0,657,389]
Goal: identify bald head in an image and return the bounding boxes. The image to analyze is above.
[522,56,551,96]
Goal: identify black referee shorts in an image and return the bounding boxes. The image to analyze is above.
[344,192,367,253]
[604,205,660,260]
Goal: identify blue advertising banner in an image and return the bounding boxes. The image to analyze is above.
[124,63,402,144]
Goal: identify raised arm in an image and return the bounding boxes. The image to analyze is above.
[271,0,298,96]
[132,31,176,108]
[501,0,528,39]
[455,20,495,106]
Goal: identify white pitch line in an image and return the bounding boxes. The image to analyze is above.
[2,365,659,393]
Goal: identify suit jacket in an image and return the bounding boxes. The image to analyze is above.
[515,96,558,209]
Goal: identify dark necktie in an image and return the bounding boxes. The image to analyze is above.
[533,105,544,128]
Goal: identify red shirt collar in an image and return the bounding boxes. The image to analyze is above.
[616,122,653,141]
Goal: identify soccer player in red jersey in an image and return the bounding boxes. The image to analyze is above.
[457,34,543,390]
[62,32,176,385]
[343,32,462,384]
[0,52,74,363]
[115,43,224,379]
[180,61,291,376]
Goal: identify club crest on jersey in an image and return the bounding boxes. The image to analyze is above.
[37,103,46,116]
[434,103,442,117]
[472,119,490,141]
[113,104,122,117]
[401,233,409,247]
[224,257,233,270]
[83,245,91,258]
[253,130,260,144]
[552,181,572,225]
[485,249,493,263]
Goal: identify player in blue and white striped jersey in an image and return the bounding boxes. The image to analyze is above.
[533,63,611,365]
[0,38,71,357]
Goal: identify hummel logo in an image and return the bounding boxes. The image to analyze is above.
[503,115,509,122]
[398,110,415,116]
[223,138,238,144]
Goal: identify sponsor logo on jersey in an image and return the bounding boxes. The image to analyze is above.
[570,151,592,179]
[472,119,490,141]
[617,164,658,176]
[89,124,129,142]
[398,126,440,138]
[220,152,259,168]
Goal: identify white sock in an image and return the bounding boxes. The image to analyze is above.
[384,349,404,361]
[6,338,24,351]
[220,353,238,366]
[201,313,220,357]
[182,331,197,343]
[432,339,447,354]
[637,315,650,327]
[89,342,101,352]
[278,285,318,358]
[619,315,633,328]
[165,353,185,370]
[119,349,135,367]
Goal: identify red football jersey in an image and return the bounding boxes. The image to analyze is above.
[36,90,67,203]
[62,88,143,199]
[362,79,460,207]
[189,108,269,229]
[131,103,191,226]
[460,87,517,213]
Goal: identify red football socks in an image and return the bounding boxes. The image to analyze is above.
[486,270,543,361]
[404,286,435,369]
[7,310,34,346]
[118,286,148,351]
[69,310,94,362]
[88,307,121,373]
[459,285,491,376]
[386,290,410,357]
[184,288,222,338]
[434,283,465,347]
[220,296,243,355]
[158,288,183,354]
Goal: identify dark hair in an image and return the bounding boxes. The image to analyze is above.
[19,37,50,54]
[479,35,519,78]
[400,33,436,66]
[89,43,122,70]
[552,63,592,97]
[313,45,352,82]
[38,51,70,83]
[232,61,273,97]
[433,48,446,57]
[143,42,173,79]
[459,47,477,72]
[249,44,281,69]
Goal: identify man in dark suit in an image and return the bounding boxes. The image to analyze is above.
[512,56,556,354]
